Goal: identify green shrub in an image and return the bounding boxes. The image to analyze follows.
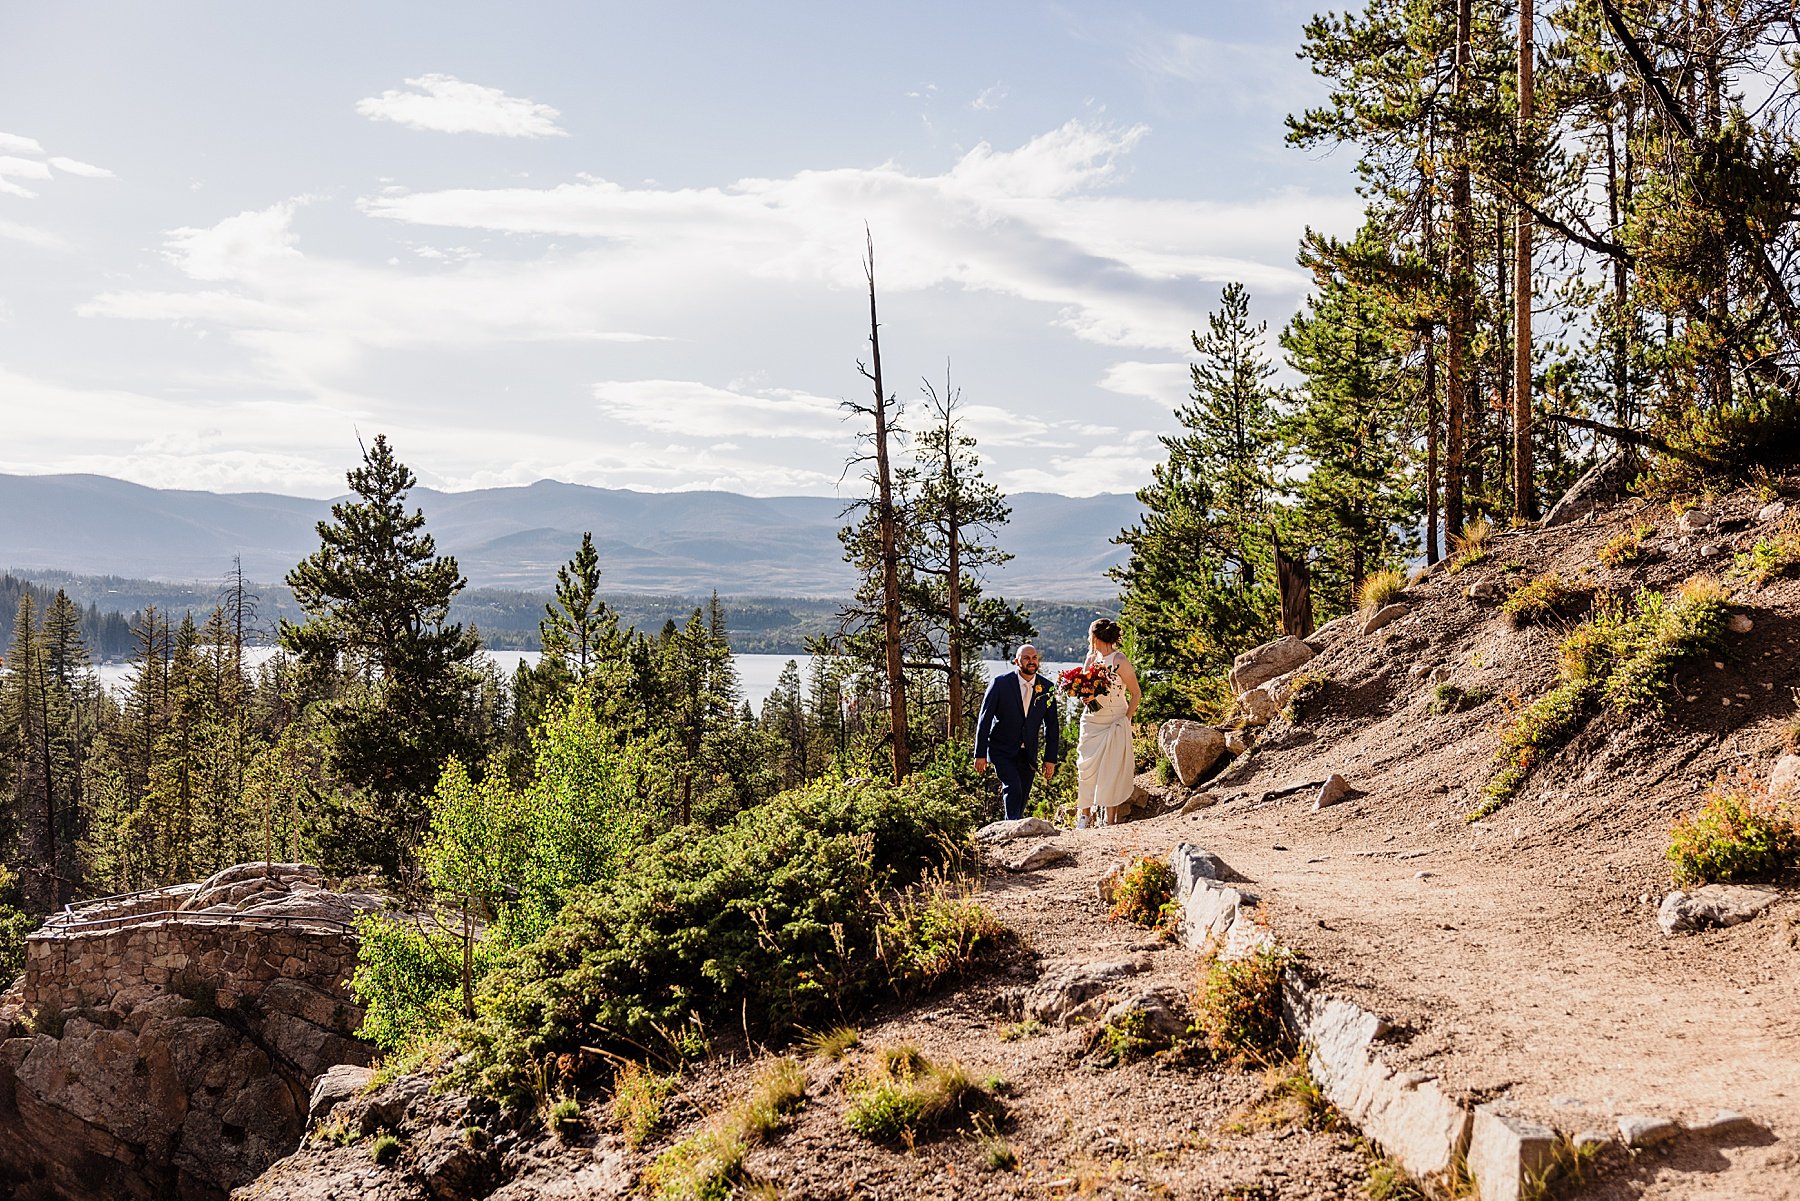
[455,775,978,1106]
[1109,856,1177,928]
[370,1132,402,1166]
[1501,572,1583,626]
[1191,949,1289,1061]
[546,1095,583,1139]
[1090,1007,1163,1065]
[1155,756,1178,786]
[1356,568,1406,611]
[1426,683,1492,716]
[998,1019,1044,1042]
[843,1046,999,1146]
[1732,519,1800,587]
[1598,525,1654,568]
[612,1061,678,1149]
[1668,769,1800,885]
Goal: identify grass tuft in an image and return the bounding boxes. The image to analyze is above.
[370,1132,402,1166]
[546,1095,583,1140]
[1447,515,1494,574]
[1427,683,1492,716]
[1732,518,1800,587]
[843,1045,1001,1146]
[1668,767,1800,885]
[875,874,1010,994]
[1357,568,1407,612]
[798,1025,860,1061]
[611,1060,678,1150]
[644,1057,806,1200]
[1501,572,1584,627]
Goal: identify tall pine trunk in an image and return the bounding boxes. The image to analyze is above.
[1513,0,1535,519]
[1448,0,1474,538]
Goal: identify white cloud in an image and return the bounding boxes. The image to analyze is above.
[355,74,568,138]
[0,156,53,181]
[1099,360,1190,408]
[593,380,848,442]
[48,156,114,179]
[970,83,1007,111]
[0,133,44,155]
[0,218,67,249]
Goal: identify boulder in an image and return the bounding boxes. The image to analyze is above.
[1223,729,1252,756]
[1100,988,1189,1046]
[1228,635,1315,696]
[1467,1107,1558,1201]
[1023,960,1145,1025]
[1362,603,1410,635]
[976,817,1057,844]
[1156,721,1225,787]
[1770,754,1800,804]
[307,1064,373,1123]
[1657,885,1779,935]
[1758,501,1788,523]
[1728,613,1754,634]
[998,841,1073,873]
[1467,578,1500,600]
[1543,451,1637,527]
[1238,686,1281,727]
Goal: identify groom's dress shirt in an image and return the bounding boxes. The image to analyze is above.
[1018,672,1034,726]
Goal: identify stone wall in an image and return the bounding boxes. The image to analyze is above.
[21,918,360,1016]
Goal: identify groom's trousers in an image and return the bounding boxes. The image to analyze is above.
[990,748,1033,821]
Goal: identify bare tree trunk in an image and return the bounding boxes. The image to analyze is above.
[1272,528,1314,638]
[1514,0,1536,520]
[864,232,911,782]
[1448,0,1474,538]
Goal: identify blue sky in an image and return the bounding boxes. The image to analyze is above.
[0,1,1362,499]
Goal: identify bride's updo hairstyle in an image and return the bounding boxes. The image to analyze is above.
[1089,617,1123,646]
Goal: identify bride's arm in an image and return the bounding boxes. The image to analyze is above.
[1117,657,1142,718]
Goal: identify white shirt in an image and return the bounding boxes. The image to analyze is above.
[1018,671,1035,713]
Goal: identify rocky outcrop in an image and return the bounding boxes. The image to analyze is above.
[1542,451,1636,527]
[1156,720,1225,786]
[0,864,380,1201]
[1227,635,1314,696]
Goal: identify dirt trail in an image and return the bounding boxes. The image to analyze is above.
[1091,488,1800,1199]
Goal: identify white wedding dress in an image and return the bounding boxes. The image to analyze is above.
[1076,650,1134,823]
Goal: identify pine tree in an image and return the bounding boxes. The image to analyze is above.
[281,434,486,876]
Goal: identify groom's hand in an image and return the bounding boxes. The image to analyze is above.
[1042,762,1057,781]
[973,758,988,774]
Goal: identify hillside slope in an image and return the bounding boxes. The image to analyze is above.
[242,486,1799,1200]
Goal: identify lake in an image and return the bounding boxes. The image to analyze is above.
[93,649,1079,711]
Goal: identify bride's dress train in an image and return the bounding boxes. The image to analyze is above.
[1076,652,1134,825]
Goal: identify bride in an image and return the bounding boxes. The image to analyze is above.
[1076,618,1142,829]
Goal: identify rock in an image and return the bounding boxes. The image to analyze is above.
[1171,845,1239,889]
[1228,635,1315,696]
[1362,603,1410,635]
[1157,720,1226,786]
[1171,844,1261,951]
[1100,988,1189,1046]
[1312,774,1350,811]
[1467,1107,1558,1201]
[1467,578,1500,600]
[1678,506,1715,533]
[976,817,1057,844]
[307,1063,373,1123]
[1572,1129,1613,1151]
[1658,885,1779,935]
[1728,613,1754,634]
[1543,451,1637,527]
[1696,1109,1764,1140]
[1758,500,1787,523]
[1023,961,1145,1025]
[999,840,1073,873]
[1224,729,1252,756]
[414,1121,501,1201]
[1237,686,1281,726]
[1770,754,1800,804]
[1618,1114,1680,1148]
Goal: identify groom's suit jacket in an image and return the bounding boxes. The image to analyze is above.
[974,670,1061,765]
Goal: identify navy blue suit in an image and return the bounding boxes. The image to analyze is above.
[975,670,1062,820]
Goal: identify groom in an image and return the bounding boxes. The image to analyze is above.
[974,644,1061,821]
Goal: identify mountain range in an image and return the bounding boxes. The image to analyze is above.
[0,474,1140,599]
